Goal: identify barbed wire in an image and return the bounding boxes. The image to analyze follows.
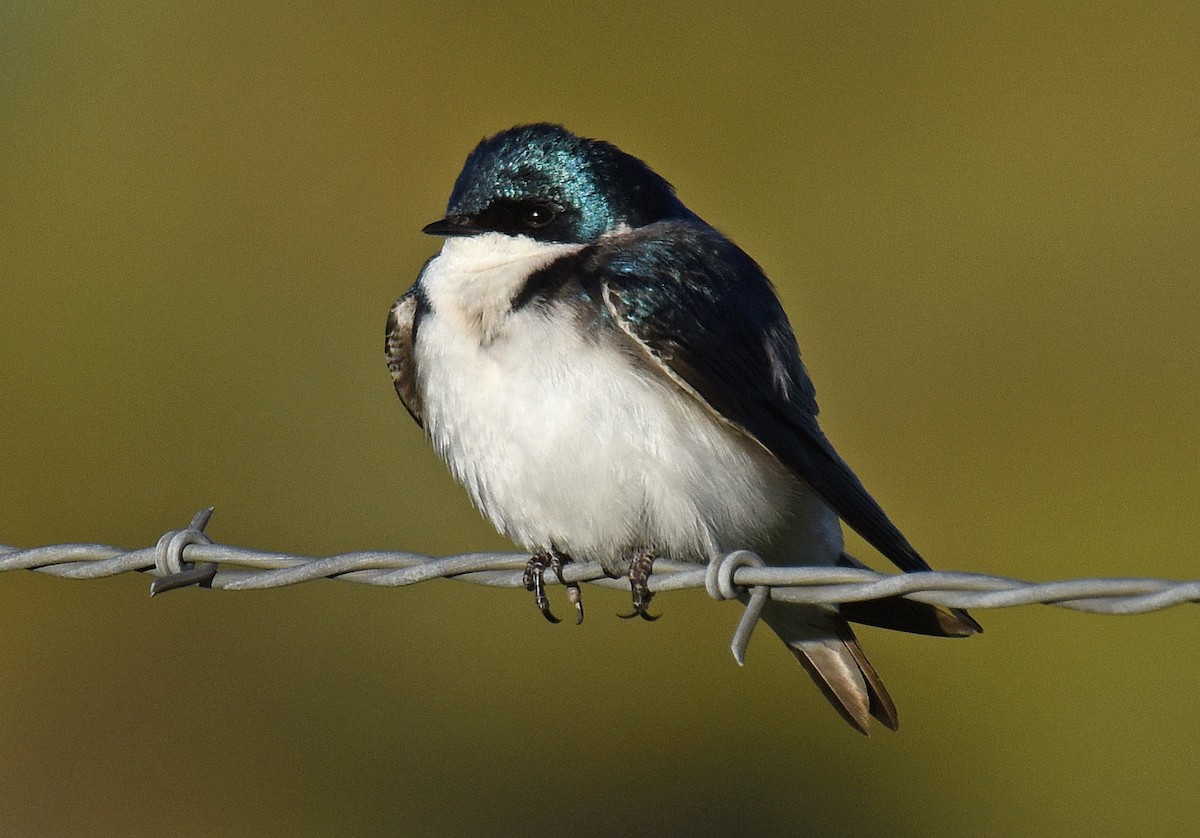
[3,509,1197,663]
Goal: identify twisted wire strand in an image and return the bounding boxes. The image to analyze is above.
[2,509,1197,617]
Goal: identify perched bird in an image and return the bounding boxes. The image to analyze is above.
[386,124,979,733]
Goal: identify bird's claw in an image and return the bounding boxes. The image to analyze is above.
[618,550,659,621]
[562,575,584,625]
[523,550,583,625]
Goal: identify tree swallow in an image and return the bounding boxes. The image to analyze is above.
[386,124,980,733]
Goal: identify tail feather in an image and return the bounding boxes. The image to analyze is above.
[761,600,899,734]
[840,627,899,730]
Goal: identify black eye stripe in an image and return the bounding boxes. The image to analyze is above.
[474,199,563,234]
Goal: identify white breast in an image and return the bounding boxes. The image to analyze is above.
[414,234,843,569]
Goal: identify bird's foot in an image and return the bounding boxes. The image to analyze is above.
[618,550,659,621]
[522,550,583,625]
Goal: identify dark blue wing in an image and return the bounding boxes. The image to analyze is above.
[587,220,934,574]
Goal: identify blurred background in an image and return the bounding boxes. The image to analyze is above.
[2,2,1198,835]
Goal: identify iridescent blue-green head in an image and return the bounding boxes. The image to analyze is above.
[423,124,694,244]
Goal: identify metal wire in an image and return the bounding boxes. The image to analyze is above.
[4,507,1199,611]
[3,508,1198,651]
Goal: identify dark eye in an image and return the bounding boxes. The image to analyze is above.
[473,198,565,236]
[521,201,560,229]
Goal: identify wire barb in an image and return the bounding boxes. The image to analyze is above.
[706,550,769,665]
[3,508,1199,667]
[150,507,218,596]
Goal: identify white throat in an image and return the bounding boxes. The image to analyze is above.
[419,233,584,342]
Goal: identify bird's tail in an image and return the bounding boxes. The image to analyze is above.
[760,553,981,732]
[760,600,899,734]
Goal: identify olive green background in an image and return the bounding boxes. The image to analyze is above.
[3,3,1198,836]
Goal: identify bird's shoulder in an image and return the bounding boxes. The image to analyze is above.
[580,219,821,421]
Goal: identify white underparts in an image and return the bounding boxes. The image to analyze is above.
[414,233,843,569]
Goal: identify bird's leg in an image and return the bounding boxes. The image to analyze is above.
[522,549,583,625]
[523,551,559,624]
[618,549,659,621]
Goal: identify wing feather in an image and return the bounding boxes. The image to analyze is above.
[385,287,425,428]
[591,221,934,575]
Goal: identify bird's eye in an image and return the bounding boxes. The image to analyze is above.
[522,201,560,229]
[473,198,565,236]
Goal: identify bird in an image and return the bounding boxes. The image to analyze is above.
[385,123,980,733]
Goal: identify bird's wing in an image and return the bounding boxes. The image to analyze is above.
[385,285,425,428]
[591,221,933,574]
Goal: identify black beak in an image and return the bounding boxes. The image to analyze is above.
[422,215,477,237]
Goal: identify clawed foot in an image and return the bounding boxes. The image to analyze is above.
[522,550,583,625]
[618,550,659,621]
